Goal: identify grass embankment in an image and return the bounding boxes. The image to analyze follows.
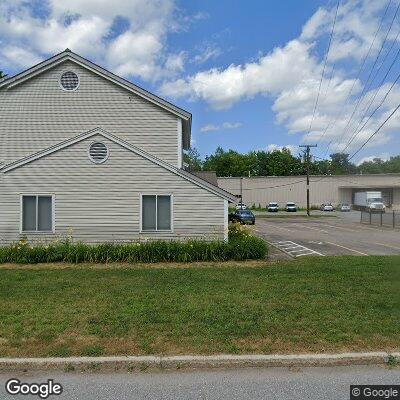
[0,256,398,357]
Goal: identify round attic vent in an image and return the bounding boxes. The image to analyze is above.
[60,71,79,91]
[88,142,109,164]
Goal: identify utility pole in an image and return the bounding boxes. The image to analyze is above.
[299,144,317,216]
[240,177,243,205]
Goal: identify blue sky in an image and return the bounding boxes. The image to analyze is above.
[0,0,399,164]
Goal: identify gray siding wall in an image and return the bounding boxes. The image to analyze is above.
[0,135,225,245]
[393,188,400,208]
[0,61,180,166]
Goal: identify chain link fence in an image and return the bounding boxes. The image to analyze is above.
[360,210,400,229]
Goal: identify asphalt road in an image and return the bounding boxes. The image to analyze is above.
[0,365,398,399]
[254,211,400,256]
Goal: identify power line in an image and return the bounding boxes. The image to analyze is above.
[341,60,400,153]
[319,0,394,157]
[349,102,400,160]
[343,35,400,150]
[237,179,305,191]
[306,0,340,137]
[336,0,400,147]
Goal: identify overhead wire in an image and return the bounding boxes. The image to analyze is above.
[319,0,394,158]
[335,0,400,149]
[348,102,400,160]
[341,62,400,153]
[306,0,340,138]
[341,31,400,151]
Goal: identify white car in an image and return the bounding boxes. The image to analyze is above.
[339,203,351,212]
[267,202,279,212]
[285,202,297,212]
[321,203,334,211]
[236,202,247,210]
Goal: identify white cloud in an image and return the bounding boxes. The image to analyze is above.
[193,44,221,64]
[357,152,390,165]
[200,124,219,132]
[160,0,400,154]
[222,122,242,129]
[266,144,298,155]
[2,46,42,68]
[0,0,191,81]
[200,122,242,132]
[161,39,318,109]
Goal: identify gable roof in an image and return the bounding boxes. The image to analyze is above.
[0,128,236,202]
[0,49,192,149]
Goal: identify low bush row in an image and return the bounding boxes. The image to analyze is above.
[0,225,267,264]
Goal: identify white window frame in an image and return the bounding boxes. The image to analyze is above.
[140,194,173,233]
[20,194,56,234]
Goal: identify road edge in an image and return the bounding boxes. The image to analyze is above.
[0,352,398,372]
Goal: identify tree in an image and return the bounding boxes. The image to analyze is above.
[255,150,304,176]
[357,155,400,174]
[0,71,7,79]
[203,147,257,177]
[329,153,357,175]
[183,147,202,171]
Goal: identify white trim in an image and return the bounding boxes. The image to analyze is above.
[87,141,109,164]
[20,194,55,234]
[59,70,80,92]
[1,128,236,202]
[177,118,182,169]
[139,193,173,233]
[224,199,228,241]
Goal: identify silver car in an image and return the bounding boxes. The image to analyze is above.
[267,202,279,212]
[235,202,247,210]
[339,203,351,212]
[321,203,334,211]
[285,202,297,212]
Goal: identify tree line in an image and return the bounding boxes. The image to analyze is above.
[184,146,400,177]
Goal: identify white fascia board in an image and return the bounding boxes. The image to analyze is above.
[177,118,183,169]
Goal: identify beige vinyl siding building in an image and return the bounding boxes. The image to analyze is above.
[0,50,235,244]
[0,131,230,245]
[0,60,181,166]
[218,175,400,209]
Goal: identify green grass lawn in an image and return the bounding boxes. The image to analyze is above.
[0,256,399,357]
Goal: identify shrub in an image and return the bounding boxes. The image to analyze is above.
[0,232,267,264]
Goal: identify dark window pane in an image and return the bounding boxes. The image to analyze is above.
[38,196,52,231]
[142,195,156,230]
[157,196,171,230]
[22,196,36,231]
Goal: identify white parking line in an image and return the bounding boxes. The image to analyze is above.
[271,240,324,257]
[324,241,368,256]
[294,224,330,234]
[375,242,400,251]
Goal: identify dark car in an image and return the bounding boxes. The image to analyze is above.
[229,209,256,225]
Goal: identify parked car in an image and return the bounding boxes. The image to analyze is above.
[285,202,297,212]
[267,202,279,212]
[339,203,351,212]
[320,202,334,211]
[235,202,247,210]
[229,209,255,225]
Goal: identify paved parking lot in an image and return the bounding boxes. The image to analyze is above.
[254,211,400,257]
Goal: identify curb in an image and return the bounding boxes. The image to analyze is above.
[0,352,398,372]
